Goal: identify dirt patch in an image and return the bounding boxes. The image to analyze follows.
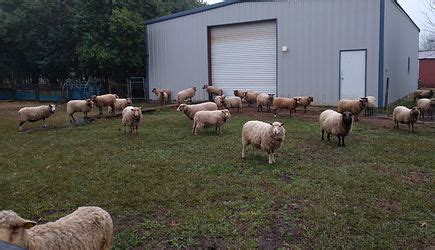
[196,237,228,249]
[111,212,145,235]
[402,171,431,185]
[375,199,402,213]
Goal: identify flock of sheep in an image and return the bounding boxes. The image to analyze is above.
[3,85,432,250]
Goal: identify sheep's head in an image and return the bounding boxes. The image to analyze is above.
[342,111,353,128]
[192,86,197,91]
[270,122,285,136]
[267,94,275,103]
[152,88,157,94]
[359,97,368,107]
[85,99,93,108]
[202,85,208,89]
[308,96,314,102]
[48,104,56,114]
[131,108,141,121]
[294,97,301,105]
[90,95,97,102]
[177,104,187,112]
[0,210,36,248]
[221,109,231,121]
[410,107,420,121]
[233,90,240,97]
[126,98,132,105]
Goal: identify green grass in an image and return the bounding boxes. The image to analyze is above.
[0,101,433,248]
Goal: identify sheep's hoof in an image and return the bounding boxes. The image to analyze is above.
[274,115,277,118]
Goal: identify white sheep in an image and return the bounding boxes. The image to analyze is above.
[221,95,242,113]
[67,99,93,123]
[337,97,368,121]
[192,109,230,136]
[257,93,275,112]
[272,97,299,117]
[241,121,286,164]
[364,96,377,116]
[319,110,353,146]
[91,94,117,116]
[108,98,132,114]
[152,88,172,102]
[243,91,261,106]
[122,106,143,133]
[416,98,432,120]
[297,96,314,113]
[158,91,169,105]
[393,106,420,132]
[0,206,113,250]
[214,95,225,109]
[176,87,197,104]
[18,104,56,131]
[413,89,433,101]
[177,102,217,120]
[203,85,223,97]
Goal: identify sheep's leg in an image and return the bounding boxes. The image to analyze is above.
[327,133,331,140]
[123,124,126,133]
[192,123,196,136]
[241,143,246,159]
[304,106,307,113]
[274,109,278,118]
[18,121,25,131]
[268,153,273,164]
[42,118,47,127]
[337,135,342,146]
[342,136,346,146]
[130,126,133,133]
[99,106,103,116]
[289,109,292,117]
[70,114,75,123]
[321,130,325,140]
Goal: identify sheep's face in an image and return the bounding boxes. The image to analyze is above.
[342,112,353,128]
[85,99,93,108]
[48,104,56,114]
[192,86,197,91]
[267,94,275,103]
[270,122,285,136]
[221,109,231,121]
[308,96,314,102]
[177,104,187,112]
[152,88,157,94]
[410,107,420,120]
[233,90,240,97]
[0,211,36,247]
[202,85,208,89]
[294,98,301,105]
[359,98,368,107]
[126,98,132,105]
[90,95,97,102]
[131,108,141,121]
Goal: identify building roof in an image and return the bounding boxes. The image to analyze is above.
[146,0,420,32]
[419,51,435,60]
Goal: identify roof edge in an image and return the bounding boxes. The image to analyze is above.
[393,0,420,32]
[145,0,241,25]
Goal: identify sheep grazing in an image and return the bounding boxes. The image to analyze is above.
[152,88,172,102]
[18,104,56,131]
[272,97,299,117]
[243,91,261,106]
[108,98,132,114]
[297,96,314,113]
[241,121,285,164]
[91,94,117,116]
[364,96,377,116]
[221,95,242,113]
[176,87,197,104]
[416,98,432,120]
[0,206,113,250]
[176,102,217,120]
[257,93,275,112]
[393,106,420,132]
[122,106,143,133]
[203,85,223,97]
[192,109,230,136]
[319,110,353,146]
[413,89,433,102]
[67,99,93,123]
[337,97,368,121]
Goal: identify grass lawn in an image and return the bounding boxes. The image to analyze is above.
[0,101,433,248]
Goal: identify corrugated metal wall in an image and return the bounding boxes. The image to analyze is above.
[384,0,419,104]
[147,0,380,105]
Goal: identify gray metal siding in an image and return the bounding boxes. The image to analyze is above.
[147,0,380,105]
[384,0,419,105]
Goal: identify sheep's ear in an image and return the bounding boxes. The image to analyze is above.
[269,122,273,126]
[23,220,36,229]
[280,122,284,126]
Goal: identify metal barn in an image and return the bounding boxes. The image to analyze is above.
[145,0,419,107]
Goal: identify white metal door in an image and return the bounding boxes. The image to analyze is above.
[340,50,366,100]
[211,21,276,96]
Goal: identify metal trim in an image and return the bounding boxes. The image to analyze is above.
[378,0,385,107]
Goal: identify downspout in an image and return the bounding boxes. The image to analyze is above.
[144,24,150,101]
[378,0,385,107]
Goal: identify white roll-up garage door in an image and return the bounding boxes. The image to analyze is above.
[210,21,277,96]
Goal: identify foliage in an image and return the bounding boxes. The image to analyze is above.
[0,0,205,85]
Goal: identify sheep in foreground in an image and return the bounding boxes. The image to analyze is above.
[176,87,197,104]
[416,98,432,120]
[257,93,275,112]
[192,109,230,136]
[272,97,299,117]
[203,85,223,97]
[108,98,132,114]
[122,106,143,133]
[243,91,261,106]
[364,96,377,116]
[0,206,113,250]
[177,102,217,120]
[297,96,314,113]
[337,97,368,121]
[241,121,286,164]
[413,89,433,101]
[152,88,172,102]
[319,110,353,146]
[393,106,420,132]
[91,94,117,116]
[67,99,93,123]
[221,95,242,113]
[18,104,56,131]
